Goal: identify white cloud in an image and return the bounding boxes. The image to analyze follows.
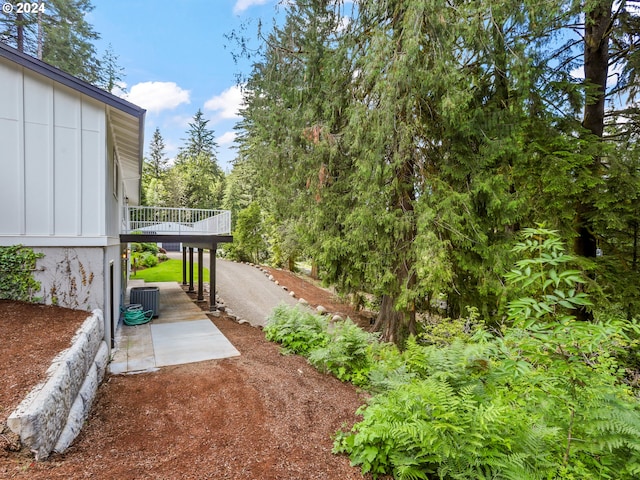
[218,131,237,145]
[570,62,625,88]
[166,113,193,130]
[569,66,583,80]
[123,81,190,113]
[111,81,128,96]
[204,85,244,120]
[233,0,270,15]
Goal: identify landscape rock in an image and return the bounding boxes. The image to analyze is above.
[298,298,309,306]
[316,305,328,315]
[7,311,106,460]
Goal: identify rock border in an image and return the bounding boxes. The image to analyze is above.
[7,310,108,460]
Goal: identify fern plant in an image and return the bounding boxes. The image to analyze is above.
[334,228,640,479]
[307,318,378,385]
[263,303,329,355]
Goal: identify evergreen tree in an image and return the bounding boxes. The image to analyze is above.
[42,0,101,83]
[236,0,355,276]
[178,109,219,160]
[0,1,38,53]
[236,0,640,345]
[142,128,169,207]
[0,0,102,83]
[174,110,225,209]
[98,42,126,94]
[222,156,261,229]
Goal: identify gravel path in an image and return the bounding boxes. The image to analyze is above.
[216,259,298,326]
[167,253,299,327]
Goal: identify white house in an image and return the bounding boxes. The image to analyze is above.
[0,42,145,350]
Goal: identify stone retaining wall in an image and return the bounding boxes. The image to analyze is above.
[7,310,109,460]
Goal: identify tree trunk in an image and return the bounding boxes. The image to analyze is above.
[372,294,416,348]
[16,13,24,52]
[37,5,43,59]
[576,0,612,258]
[310,260,318,280]
[371,140,417,347]
[575,1,612,321]
[630,221,638,321]
[582,1,612,139]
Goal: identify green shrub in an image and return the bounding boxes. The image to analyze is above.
[418,306,484,347]
[334,368,555,480]
[141,252,159,268]
[308,318,378,385]
[264,304,329,355]
[366,342,415,393]
[334,228,640,479]
[0,245,43,302]
[142,243,159,255]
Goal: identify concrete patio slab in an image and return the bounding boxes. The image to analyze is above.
[110,282,239,374]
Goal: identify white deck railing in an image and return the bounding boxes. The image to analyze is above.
[123,206,231,235]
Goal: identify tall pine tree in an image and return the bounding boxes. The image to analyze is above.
[1,0,111,86]
[173,110,225,209]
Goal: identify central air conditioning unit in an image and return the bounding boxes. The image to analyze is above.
[129,286,160,318]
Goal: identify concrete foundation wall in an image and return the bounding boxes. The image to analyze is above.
[34,246,105,311]
[7,310,108,460]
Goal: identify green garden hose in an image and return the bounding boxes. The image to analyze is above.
[122,304,154,326]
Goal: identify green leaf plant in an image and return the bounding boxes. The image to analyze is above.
[263,303,329,356]
[334,227,640,479]
[0,245,43,302]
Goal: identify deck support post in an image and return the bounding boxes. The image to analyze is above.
[197,248,204,301]
[209,243,217,311]
[182,247,187,285]
[188,247,195,293]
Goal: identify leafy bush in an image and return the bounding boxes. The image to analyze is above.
[334,228,640,479]
[264,304,329,355]
[418,306,484,347]
[141,252,159,268]
[219,242,243,262]
[142,243,159,255]
[308,318,378,385]
[0,245,43,302]
[233,202,267,263]
[131,242,158,255]
[366,343,416,394]
[334,368,555,480]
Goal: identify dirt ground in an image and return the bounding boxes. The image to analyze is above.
[262,266,376,329]
[0,267,381,479]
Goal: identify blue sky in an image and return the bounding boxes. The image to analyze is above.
[90,0,281,172]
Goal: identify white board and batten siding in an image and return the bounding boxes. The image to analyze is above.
[0,56,111,247]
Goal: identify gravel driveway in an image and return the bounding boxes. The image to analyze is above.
[167,252,298,326]
[215,259,298,326]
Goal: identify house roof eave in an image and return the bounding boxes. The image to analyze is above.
[0,42,145,120]
[0,43,147,207]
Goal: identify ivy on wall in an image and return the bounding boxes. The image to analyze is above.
[0,245,43,302]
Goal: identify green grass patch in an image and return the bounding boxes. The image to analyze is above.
[130,259,210,283]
